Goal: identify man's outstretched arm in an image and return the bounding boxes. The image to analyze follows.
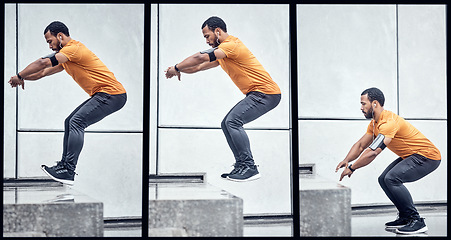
[338,135,392,181]
[8,52,68,89]
[25,65,65,80]
[335,133,373,172]
[179,60,219,74]
[165,48,226,80]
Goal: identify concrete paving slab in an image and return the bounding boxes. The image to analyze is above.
[300,174,351,236]
[3,184,103,237]
[149,182,243,237]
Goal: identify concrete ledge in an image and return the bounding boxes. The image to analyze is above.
[2,231,47,237]
[300,174,351,236]
[3,185,103,237]
[149,183,243,237]
[149,172,206,183]
[149,227,188,237]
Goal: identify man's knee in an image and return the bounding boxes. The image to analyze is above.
[221,117,227,130]
[64,116,71,126]
[222,116,242,130]
[68,114,86,130]
[221,117,235,131]
[378,174,388,187]
[383,172,402,186]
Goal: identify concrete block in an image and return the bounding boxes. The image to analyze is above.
[300,174,351,236]
[149,227,188,237]
[149,183,243,237]
[3,231,47,237]
[3,185,103,237]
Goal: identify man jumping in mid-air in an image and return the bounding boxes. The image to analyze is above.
[165,16,281,182]
[8,21,127,185]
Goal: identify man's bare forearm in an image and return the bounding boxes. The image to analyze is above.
[176,53,209,72]
[19,58,51,79]
[343,141,365,163]
[180,65,200,74]
[352,148,380,170]
[24,69,45,80]
[23,64,63,80]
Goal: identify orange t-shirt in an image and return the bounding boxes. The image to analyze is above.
[59,40,126,96]
[366,110,441,160]
[217,35,281,95]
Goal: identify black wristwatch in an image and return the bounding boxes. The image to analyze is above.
[16,73,24,80]
[348,164,356,172]
[174,64,180,72]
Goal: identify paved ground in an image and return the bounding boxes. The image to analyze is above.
[105,205,446,237]
[352,205,447,237]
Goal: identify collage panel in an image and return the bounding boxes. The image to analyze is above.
[297,4,446,237]
[149,4,292,237]
[3,3,144,237]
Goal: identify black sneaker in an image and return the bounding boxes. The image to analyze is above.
[396,218,428,234]
[385,216,411,229]
[44,194,75,203]
[41,162,75,185]
[221,163,241,179]
[227,164,260,182]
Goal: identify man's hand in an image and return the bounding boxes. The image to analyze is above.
[339,166,353,181]
[335,160,349,172]
[8,75,25,89]
[165,66,181,81]
[336,160,353,181]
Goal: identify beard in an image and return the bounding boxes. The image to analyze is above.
[363,108,374,119]
[53,39,63,52]
[211,35,220,48]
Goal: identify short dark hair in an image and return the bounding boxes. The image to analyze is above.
[201,16,227,32]
[361,87,385,106]
[44,21,70,37]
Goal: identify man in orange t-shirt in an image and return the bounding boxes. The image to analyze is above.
[335,87,441,235]
[165,16,281,182]
[8,21,126,185]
